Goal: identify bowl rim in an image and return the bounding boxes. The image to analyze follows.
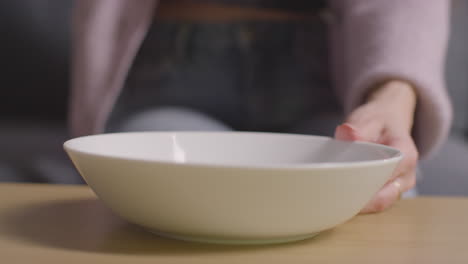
[63,131,403,170]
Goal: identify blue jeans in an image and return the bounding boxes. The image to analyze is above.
[107,19,343,136]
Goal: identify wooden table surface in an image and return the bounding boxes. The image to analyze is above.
[0,184,467,264]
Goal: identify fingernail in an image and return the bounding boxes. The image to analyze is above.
[343,123,358,133]
[392,180,403,200]
[335,123,359,141]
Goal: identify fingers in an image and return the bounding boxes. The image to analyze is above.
[338,102,420,214]
[360,179,401,214]
[382,133,419,181]
[360,135,418,214]
[360,171,417,214]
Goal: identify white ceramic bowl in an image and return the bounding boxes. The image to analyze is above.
[64,132,402,245]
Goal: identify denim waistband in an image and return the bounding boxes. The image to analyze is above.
[206,0,327,13]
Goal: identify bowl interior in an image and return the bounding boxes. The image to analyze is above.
[64,132,401,167]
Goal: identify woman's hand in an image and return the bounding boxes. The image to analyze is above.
[335,80,419,213]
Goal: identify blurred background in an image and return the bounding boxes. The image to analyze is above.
[1,0,467,194]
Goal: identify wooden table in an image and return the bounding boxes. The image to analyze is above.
[0,184,467,264]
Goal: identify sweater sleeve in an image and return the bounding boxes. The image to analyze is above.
[329,0,453,158]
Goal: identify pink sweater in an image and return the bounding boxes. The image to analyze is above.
[69,0,452,158]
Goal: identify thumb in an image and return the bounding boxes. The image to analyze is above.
[334,123,360,141]
[335,120,384,143]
